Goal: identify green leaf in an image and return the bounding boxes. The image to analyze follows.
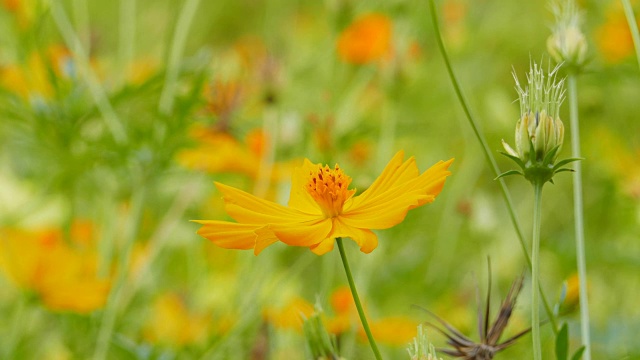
[499,151,526,169]
[495,170,523,180]
[556,323,569,360]
[553,157,583,171]
[554,168,575,174]
[543,145,561,166]
[571,346,586,360]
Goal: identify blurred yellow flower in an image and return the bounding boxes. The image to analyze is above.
[264,296,316,332]
[195,151,453,255]
[0,222,110,313]
[337,13,392,65]
[365,316,420,346]
[595,9,637,64]
[563,273,580,309]
[143,293,212,346]
[177,126,263,178]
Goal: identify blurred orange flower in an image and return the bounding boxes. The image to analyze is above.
[194,151,453,255]
[337,13,392,64]
[177,125,264,178]
[0,222,110,313]
[143,293,212,346]
[0,45,74,100]
[592,127,640,199]
[595,9,637,64]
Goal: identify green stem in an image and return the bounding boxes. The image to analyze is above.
[532,182,543,360]
[568,74,592,360]
[426,0,558,334]
[336,238,382,360]
[621,0,640,72]
[158,0,201,115]
[93,187,146,360]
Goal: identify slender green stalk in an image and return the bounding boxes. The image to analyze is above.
[568,74,592,360]
[50,3,127,144]
[118,0,136,85]
[93,187,146,360]
[621,0,640,72]
[336,238,382,360]
[158,0,201,115]
[426,0,559,333]
[531,182,543,360]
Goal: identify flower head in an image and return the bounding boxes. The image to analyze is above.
[499,61,578,185]
[194,151,453,255]
[0,222,110,313]
[547,0,588,70]
[337,13,392,65]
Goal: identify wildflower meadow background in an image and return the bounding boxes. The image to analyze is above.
[1,0,639,359]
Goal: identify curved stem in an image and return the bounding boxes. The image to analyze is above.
[621,0,640,72]
[532,182,543,360]
[426,0,558,334]
[336,238,382,360]
[568,74,592,360]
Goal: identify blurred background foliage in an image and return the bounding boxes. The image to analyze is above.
[0,0,639,358]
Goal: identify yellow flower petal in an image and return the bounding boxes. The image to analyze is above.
[194,220,278,254]
[341,157,453,230]
[216,182,319,223]
[332,218,378,254]
[350,150,416,206]
[271,218,332,247]
[287,159,323,215]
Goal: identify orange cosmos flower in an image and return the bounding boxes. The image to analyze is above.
[0,222,110,313]
[194,151,453,255]
[337,13,392,64]
[595,9,636,64]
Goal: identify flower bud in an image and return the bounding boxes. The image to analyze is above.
[547,0,587,69]
[499,61,578,185]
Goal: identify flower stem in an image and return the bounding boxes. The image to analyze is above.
[568,74,592,360]
[532,182,543,360]
[158,0,202,115]
[93,186,146,360]
[426,0,558,334]
[621,0,640,72]
[336,237,382,360]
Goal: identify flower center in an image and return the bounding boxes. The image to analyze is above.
[305,164,355,218]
